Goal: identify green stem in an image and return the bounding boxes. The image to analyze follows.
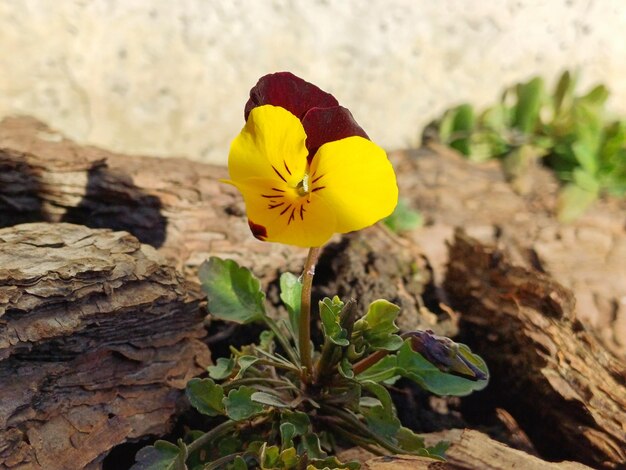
[202,452,245,470]
[187,420,238,455]
[298,246,321,382]
[351,349,390,376]
[223,377,296,391]
[263,315,300,365]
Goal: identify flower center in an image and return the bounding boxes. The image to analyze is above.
[296,173,310,197]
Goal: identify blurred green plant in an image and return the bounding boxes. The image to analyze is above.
[131,258,488,470]
[383,199,423,233]
[426,71,626,221]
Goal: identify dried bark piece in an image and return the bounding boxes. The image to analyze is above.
[0,223,210,470]
[341,429,590,469]
[444,230,626,469]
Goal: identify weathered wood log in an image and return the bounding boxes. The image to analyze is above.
[444,231,626,469]
[0,116,305,286]
[0,116,446,334]
[0,223,211,470]
[396,144,626,358]
[340,428,590,469]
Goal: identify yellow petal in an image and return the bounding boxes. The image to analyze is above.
[228,105,308,187]
[230,177,337,247]
[309,136,398,233]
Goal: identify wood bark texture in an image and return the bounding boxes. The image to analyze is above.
[0,222,210,470]
[346,428,591,469]
[444,231,626,469]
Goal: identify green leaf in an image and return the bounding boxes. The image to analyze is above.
[131,440,185,470]
[556,182,599,222]
[208,357,236,380]
[199,257,266,324]
[280,422,296,449]
[355,355,399,384]
[185,378,225,416]
[338,358,354,379]
[300,433,326,459]
[363,405,401,440]
[230,456,248,470]
[261,444,281,469]
[353,300,403,351]
[449,104,475,155]
[279,447,298,468]
[383,199,423,233]
[259,330,275,351]
[224,386,265,421]
[360,380,394,413]
[280,272,302,340]
[513,76,543,134]
[396,342,488,396]
[395,427,426,453]
[281,411,311,436]
[251,391,291,408]
[319,297,349,346]
[234,355,260,379]
[308,456,360,470]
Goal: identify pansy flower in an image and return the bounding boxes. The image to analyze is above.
[226,72,398,247]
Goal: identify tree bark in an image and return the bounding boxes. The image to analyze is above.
[444,230,626,469]
[0,222,210,470]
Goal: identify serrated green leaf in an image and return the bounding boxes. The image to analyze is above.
[185,378,225,416]
[131,440,185,470]
[199,257,266,324]
[224,386,265,421]
[208,357,236,380]
[556,182,599,222]
[353,300,403,351]
[280,272,302,340]
[251,391,291,408]
[319,297,349,346]
[396,342,489,396]
[423,440,449,460]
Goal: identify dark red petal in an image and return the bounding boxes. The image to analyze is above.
[302,106,369,156]
[244,72,338,121]
[248,220,267,241]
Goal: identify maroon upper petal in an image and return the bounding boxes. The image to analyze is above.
[301,106,369,156]
[244,72,338,121]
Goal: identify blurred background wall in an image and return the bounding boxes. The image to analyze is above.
[1,0,625,164]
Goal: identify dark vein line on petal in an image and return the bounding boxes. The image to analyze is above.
[288,207,296,225]
[280,204,292,216]
[311,174,325,184]
[271,187,285,192]
[268,202,285,209]
[272,165,287,183]
[299,205,305,220]
[262,194,284,198]
[283,160,292,176]
[311,186,326,192]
